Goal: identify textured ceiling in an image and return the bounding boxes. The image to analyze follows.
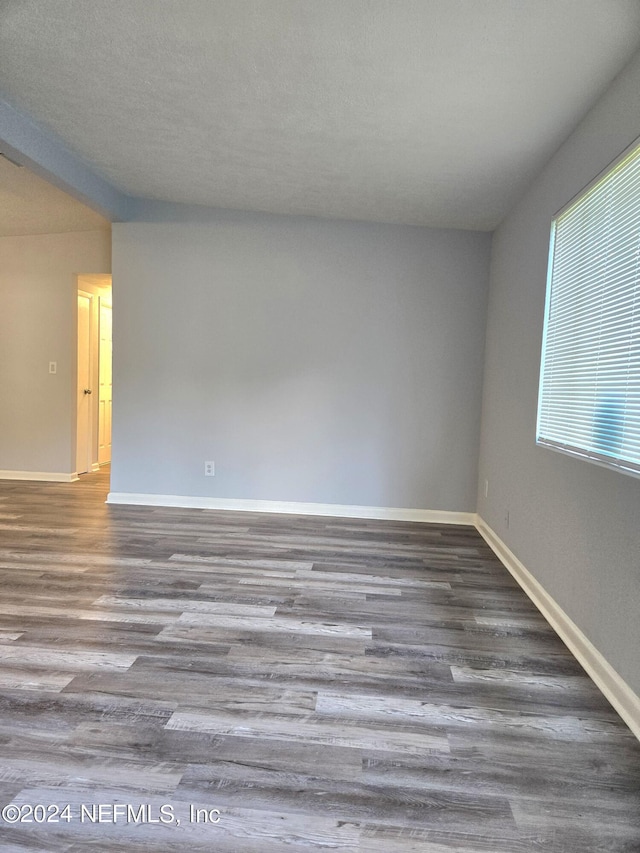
[0,155,110,236]
[1,0,640,230]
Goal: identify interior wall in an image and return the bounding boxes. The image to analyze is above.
[111,210,491,511]
[477,49,640,694]
[0,230,111,475]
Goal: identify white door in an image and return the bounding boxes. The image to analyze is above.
[98,299,112,464]
[76,293,92,474]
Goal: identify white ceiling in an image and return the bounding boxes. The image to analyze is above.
[1,0,640,230]
[0,154,110,236]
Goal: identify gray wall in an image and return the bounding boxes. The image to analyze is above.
[477,51,640,694]
[111,211,490,510]
[0,230,111,474]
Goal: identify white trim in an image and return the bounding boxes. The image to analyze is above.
[76,289,95,477]
[476,516,640,742]
[0,470,79,483]
[536,439,640,481]
[106,492,475,525]
[91,462,101,472]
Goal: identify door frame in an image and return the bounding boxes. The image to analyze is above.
[76,289,95,476]
[98,295,112,466]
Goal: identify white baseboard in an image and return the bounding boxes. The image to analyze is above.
[91,463,101,472]
[0,470,79,483]
[476,516,640,742]
[106,491,475,525]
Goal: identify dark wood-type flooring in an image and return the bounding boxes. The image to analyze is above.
[0,468,638,852]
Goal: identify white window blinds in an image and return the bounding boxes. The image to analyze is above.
[537,141,640,476]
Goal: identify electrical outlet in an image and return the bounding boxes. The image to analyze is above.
[49,361,57,374]
[204,461,215,477]
[505,509,510,529]
[484,479,489,498]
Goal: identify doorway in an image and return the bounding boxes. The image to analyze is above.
[76,275,112,477]
[76,291,93,475]
[98,296,112,465]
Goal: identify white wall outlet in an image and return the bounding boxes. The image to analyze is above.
[484,479,489,498]
[204,461,215,476]
[49,361,57,374]
[505,509,510,529]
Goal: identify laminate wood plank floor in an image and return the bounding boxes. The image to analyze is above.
[0,469,638,852]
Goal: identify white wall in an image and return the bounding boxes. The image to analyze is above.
[0,230,111,476]
[111,211,491,512]
[477,51,640,694]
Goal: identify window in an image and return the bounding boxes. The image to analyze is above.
[537,139,640,477]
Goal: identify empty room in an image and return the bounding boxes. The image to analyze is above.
[0,1,639,850]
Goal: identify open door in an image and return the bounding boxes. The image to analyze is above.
[76,291,93,475]
[98,297,112,465]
